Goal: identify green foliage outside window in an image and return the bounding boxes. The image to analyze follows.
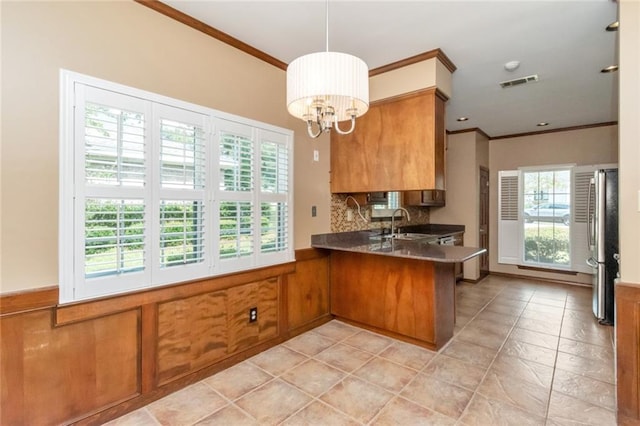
[524,226,570,265]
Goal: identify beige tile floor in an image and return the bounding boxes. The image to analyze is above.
[107,275,617,425]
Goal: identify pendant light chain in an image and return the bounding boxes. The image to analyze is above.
[325,0,329,52]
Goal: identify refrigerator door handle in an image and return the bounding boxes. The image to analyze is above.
[593,262,606,320]
[586,257,598,268]
[587,178,595,250]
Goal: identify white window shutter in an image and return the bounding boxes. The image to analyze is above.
[257,129,293,265]
[571,165,598,274]
[152,104,211,285]
[498,170,521,265]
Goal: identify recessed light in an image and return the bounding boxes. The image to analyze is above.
[537,122,549,127]
[601,65,618,73]
[457,117,469,122]
[606,21,619,31]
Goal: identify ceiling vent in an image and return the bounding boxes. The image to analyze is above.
[499,74,539,88]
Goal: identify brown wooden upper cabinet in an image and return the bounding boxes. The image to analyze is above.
[330,88,446,194]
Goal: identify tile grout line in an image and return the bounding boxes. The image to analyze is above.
[276,327,367,425]
[455,284,533,423]
[273,323,412,425]
[542,291,568,425]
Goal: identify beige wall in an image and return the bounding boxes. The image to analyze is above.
[0,1,331,294]
[430,132,477,278]
[430,131,488,281]
[489,125,619,284]
[618,0,640,285]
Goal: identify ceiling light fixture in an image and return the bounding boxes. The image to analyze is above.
[457,117,469,122]
[537,122,549,127]
[601,65,618,73]
[606,21,619,31]
[504,60,520,72]
[286,0,369,139]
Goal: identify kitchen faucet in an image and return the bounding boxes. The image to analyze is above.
[391,207,411,237]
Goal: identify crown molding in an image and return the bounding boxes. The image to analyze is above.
[134,0,288,70]
[369,48,457,76]
[138,1,456,77]
[490,121,618,140]
[447,127,491,140]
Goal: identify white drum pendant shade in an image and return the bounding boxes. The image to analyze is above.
[287,51,369,122]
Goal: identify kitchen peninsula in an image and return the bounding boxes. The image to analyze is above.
[311,231,485,350]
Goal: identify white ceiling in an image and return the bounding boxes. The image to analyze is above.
[163,0,619,137]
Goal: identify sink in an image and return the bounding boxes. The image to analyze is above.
[369,232,439,242]
[393,233,438,241]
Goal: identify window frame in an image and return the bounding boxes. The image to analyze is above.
[519,165,573,271]
[59,70,294,303]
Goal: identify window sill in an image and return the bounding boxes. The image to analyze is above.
[517,264,578,275]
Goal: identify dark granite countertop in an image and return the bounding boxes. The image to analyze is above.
[311,230,485,263]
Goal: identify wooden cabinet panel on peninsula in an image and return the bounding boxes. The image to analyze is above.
[286,249,331,334]
[330,88,446,193]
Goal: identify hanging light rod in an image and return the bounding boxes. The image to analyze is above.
[286,0,369,139]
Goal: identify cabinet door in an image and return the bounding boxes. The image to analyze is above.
[403,189,446,206]
[330,89,445,193]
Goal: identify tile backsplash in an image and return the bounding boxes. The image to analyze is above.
[330,194,430,233]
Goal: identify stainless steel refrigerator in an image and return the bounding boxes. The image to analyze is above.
[587,168,619,325]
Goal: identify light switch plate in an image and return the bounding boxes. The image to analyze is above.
[313,150,319,162]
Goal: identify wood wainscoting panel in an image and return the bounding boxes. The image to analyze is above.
[287,249,330,331]
[257,278,279,339]
[0,259,301,424]
[228,278,279,354]
[616,282,640,420]
[1,309,139,425]
[157,291,227,385]
[157,278,279,385]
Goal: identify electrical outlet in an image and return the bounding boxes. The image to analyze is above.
[311,205,317,217]
[313,150,319,162]
[249,307,258,323]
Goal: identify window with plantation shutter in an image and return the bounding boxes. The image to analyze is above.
[497,164,615,274]
[60,70,293,303]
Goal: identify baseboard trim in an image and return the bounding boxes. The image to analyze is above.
[489,271,591,288]
[460,277,484,284]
